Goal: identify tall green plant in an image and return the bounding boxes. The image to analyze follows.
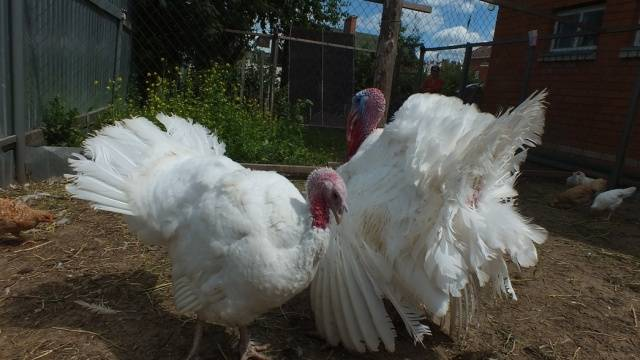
[42,97,82,147]
[99,64,340,165]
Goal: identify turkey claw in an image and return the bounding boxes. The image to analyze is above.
[240,342,270,360]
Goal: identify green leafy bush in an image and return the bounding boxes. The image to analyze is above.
[98,64,342,165]
[42,97,83,147]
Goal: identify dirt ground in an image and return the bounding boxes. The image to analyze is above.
[0,175,639,360]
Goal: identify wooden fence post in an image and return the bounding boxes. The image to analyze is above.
[373,0,403,125]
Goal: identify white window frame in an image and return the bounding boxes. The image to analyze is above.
[551,4,605,52]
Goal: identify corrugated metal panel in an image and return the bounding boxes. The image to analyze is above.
[24,0,125,129]
[119,28,132,91]
[0,0,131,185]
[0,0,15,186]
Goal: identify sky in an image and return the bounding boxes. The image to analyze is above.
[346,0,498,62]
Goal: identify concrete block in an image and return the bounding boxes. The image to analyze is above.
[25,146,82,181]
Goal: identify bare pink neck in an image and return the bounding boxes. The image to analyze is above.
[347,126,375,160]
[309,195,330,229]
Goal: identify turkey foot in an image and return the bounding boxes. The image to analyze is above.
[238,327,270,360]
[184,320,203,360]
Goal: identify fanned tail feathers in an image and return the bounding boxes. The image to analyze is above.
[312,91,549,352]
[66,114,226,217]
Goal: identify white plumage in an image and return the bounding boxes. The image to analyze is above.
[566,171,595,187]
[591,187,636,219]
[311,91,549,352]
[66,114,347,359]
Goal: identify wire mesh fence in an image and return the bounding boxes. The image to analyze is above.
[127,0,500,127]
[121,0,640,182]
[2,0,640,185]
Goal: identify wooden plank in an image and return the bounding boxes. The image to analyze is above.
[0,129,45,152]
[240,162,343,177]
[241,163,318,176]
[365,0,432,13]
[0,135,16,149]
[280,35,377,53]
[241,162,573,182]
[223,29,377,53]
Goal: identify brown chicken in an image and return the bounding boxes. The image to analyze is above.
[0,198,54,236]
[589,178,607,193]
[550,184,594,209]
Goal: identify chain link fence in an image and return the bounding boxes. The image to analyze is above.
[127,0,499,127]
[2,0,640,185]
[124,0,640,183]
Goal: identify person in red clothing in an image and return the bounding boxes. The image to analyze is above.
[420,65,444,94]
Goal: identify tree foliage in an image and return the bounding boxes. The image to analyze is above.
[130,0,346,78]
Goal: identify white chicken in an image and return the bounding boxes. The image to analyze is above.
[590,186,636,220]
[66,115,348,360]
[311,89,548,352]
[566,171,594,187]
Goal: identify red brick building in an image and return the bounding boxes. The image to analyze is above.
[470,46,491,83]
[482,0,640,177]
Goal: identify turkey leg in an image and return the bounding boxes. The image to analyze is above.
[185,320,203,360]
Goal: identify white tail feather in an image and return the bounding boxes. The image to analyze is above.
[67,115,226,220]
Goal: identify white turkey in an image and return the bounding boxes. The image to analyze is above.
[591,186,636,220]
[66,114,348,360]
[311,89,548,352]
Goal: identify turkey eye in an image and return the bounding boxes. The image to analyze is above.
[332,192,339,199]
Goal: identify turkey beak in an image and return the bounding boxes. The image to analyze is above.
[331,205,348,225]
[331,208,341,225]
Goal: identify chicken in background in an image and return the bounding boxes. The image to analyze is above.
[590,187,637,220]
[550,184,595,209]
[0,198,54,237]
[566,171,594,187]
[589,178,607,193]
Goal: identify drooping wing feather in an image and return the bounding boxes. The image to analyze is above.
[312,91,548,352]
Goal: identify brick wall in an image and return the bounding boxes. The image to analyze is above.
[482,0,640,177]
[470,58,490,82]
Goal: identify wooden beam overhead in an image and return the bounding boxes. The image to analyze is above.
[365,0,432,14]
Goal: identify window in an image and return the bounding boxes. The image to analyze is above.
[551,5,605,52]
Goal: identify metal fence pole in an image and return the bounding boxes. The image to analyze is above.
[10,0,26,183]
[239,56,246,99]
[458,44,472,97]
[258,51,264,114]
[520,30,537,102]
[112,9,125,102]
[609,65,640,187]
[269,33,279,116]
[417,46,426,89]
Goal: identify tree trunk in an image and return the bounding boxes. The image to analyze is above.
[373,0,403,126]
